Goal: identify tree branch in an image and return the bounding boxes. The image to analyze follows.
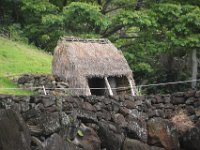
[63,0,67,6]
[120,43,136,50]
[102,0,112,14]
[97,0,102,5]
[102,24,124,37]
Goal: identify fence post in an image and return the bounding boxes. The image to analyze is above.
[43,85,47,95]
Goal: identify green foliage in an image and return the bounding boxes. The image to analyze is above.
[152,4,200,50]
[20,0,64,52]
[77,129,84,137]
[7,24,28,43]
[63,2,109,33]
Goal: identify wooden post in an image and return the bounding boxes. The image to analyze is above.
[104,77,113,96]
[86,86,92,96]
[43,85,47,95]
[192,49,197,89]
[128,79,135,96]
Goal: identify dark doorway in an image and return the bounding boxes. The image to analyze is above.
[108,76,130,95]
[88,77,106,96]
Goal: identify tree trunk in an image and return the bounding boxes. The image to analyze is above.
[63,0,67,6]
[191,49,197,89]
[135,0,143,10]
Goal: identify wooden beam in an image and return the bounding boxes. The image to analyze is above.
[128,79,135,96]
[104,77,113,96]
[86,84,92,96]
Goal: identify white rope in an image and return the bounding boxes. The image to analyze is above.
[0,79,200,90]
[0,86,130,90]
[137,79,200,88]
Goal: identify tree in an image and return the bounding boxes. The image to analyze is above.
[151,4,200,88]
[63,2,109,34]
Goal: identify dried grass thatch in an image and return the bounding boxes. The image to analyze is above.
[52,37,135,95]
[171,110,194,133]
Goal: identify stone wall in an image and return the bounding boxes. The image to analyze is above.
[14,74,69,95]
[0,90,200,150]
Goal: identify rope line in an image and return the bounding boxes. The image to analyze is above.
[0,79,199,90]
[137,79,200,88]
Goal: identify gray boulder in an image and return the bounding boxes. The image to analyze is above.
[0,109,31,150]
[123,138,164,150]
[44,133,81,150]
[98,121,125,150]
[181,121,200,150]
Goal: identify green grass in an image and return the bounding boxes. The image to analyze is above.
[0,37,52,95]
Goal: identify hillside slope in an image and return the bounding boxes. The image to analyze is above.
[0,37,52,95]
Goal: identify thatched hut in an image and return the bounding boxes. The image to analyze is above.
[52,37,136,96]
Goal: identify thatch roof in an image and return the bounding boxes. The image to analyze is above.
[53,37,133,78]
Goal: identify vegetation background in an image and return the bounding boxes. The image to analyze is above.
[0,0,199,94]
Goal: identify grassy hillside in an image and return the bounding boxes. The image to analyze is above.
[0,37,52,95]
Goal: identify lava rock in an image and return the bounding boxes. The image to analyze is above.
[22,107,41,121]
[184,90,196,98]
[98,121,125,150]
[41,112,61,135]
[172,92,184,97]
[76,109,97,123]
[80,102,96,112]
[112,113,127,127]
[195,108,200,117]
[125,117,147,143]
[44,133,80,150]
[72,123,101,150]
[94,102,106,111]
[195,91,200,97]
[155,95,165,104]
[171,96,185,105]
[147,118,180,150]
[119,107,130,116]
[124,100,135,109]
[42,96,56,107]
[185,97,196,105]
[18,75,30,84]
[123,138,164,150]
[181,121,200,150]
[19,101,30,112]
[0,109,31,150]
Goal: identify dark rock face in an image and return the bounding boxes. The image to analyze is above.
[123,138,165,150]
[44,133,80,150]
[113,113,127,127]
[72,124,101,150]
[1,90,200,150]
[181,121,200,150]
[125,117,147,143]
[44,133,69,150]
[41,96,56,107]
[0,109,31,150]
[171,96,185,105]
[98,121,125,150]
[15,74,69,95]
[41,112,61,135]
[147,118,180,150]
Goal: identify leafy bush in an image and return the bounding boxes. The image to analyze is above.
[8,24,28,43]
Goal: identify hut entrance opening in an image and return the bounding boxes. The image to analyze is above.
[108,76,130,95]
[88,77,106,96]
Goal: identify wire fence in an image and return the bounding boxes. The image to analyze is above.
[0,77,199,90]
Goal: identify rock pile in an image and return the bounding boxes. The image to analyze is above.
[0,90,200,150]
[15,74,69,95]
